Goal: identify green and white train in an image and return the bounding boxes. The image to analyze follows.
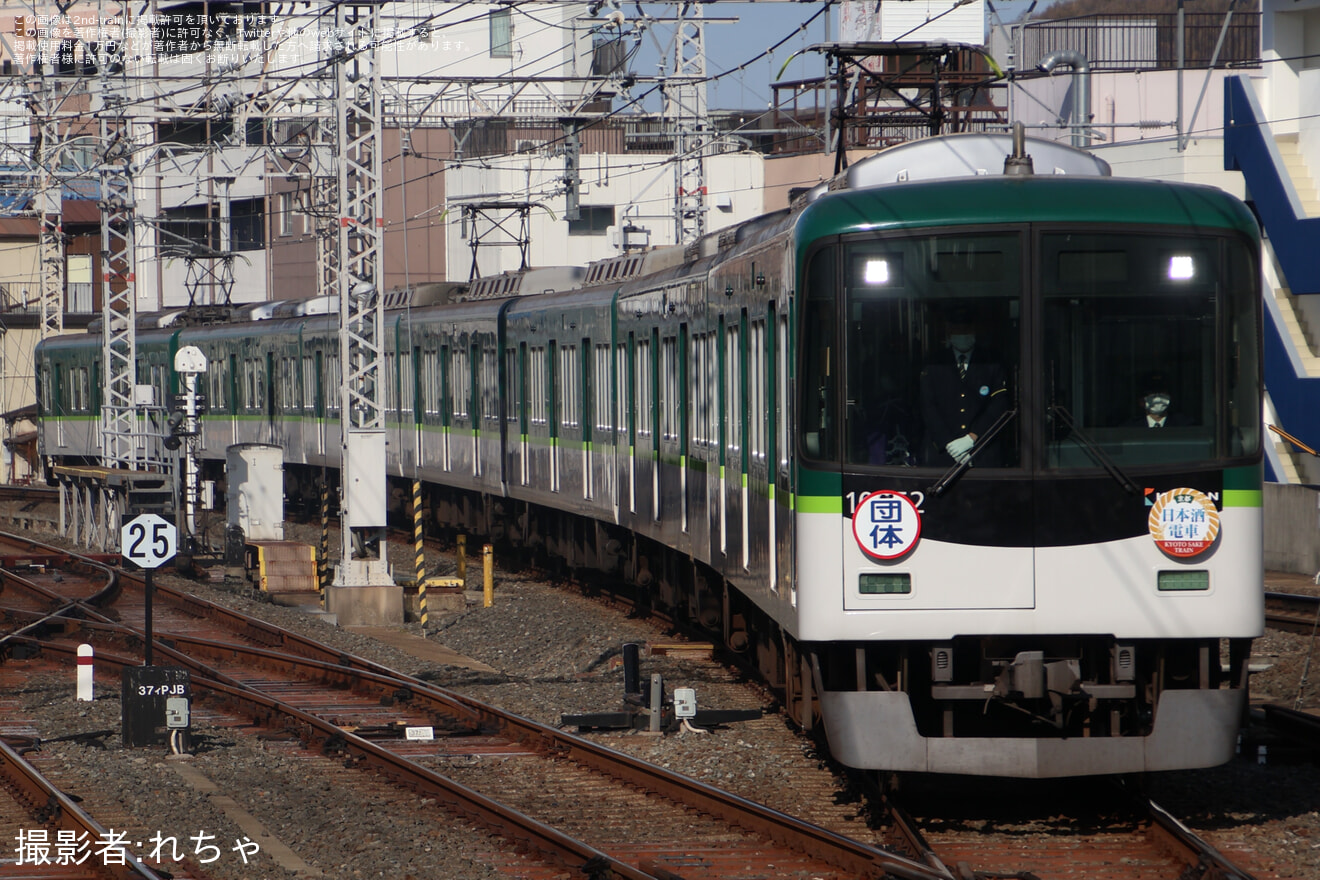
[38,133,1264,778]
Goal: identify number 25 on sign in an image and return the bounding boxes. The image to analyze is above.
[120,514,177,569]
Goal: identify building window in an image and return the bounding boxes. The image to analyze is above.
[67,254,93,313]
[490,7,512,58]
[231,198,265,251]
[278,192,294,236]
[159,198,265,255]
[568,205,614,236]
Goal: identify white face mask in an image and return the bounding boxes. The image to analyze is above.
[1144,394,1171,415]
[949,334,976,354]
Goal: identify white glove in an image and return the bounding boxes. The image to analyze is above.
[946,434,975,463]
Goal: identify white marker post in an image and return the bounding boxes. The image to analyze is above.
[76,644,93,701]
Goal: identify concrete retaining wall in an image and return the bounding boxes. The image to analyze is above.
[1265,482,1320,574]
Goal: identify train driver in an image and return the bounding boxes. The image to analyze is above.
[919,310,1010,466]
[1128,388,1191,428]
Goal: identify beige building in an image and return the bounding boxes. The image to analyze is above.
[0,211,98,484]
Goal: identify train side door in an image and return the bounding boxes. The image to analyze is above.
[622,333,636,519]
[51,363,66,448]
[314,350,326,457]
[748,309,774,590]
[439,343,451,473]
[227,353,239,447]
[470,341,481,478]
[726,314,747,572]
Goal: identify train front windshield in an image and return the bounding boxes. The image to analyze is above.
[800,228,1260,472]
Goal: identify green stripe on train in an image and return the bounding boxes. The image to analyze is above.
[1221,490,1262,508]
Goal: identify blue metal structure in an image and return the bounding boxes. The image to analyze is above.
[1223,75,1320,481]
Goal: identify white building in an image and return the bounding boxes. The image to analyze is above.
[445,149,767,280]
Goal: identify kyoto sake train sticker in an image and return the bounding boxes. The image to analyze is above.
[852,491,922,560]
[1147,488,1221,558]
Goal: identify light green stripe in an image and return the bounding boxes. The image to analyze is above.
[798,495,841,514]
[1222,489,1262,508]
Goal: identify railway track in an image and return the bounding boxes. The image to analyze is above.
[0,531,944,880]
[0,698,205,880]
[0,530,1281,880]
[894,775,1264,880]
[1264,591,1320,636]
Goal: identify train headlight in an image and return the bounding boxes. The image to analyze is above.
[863,258,890,285]
[1167,254,1195,280]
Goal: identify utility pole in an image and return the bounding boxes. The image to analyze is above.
[33,67,66,340]
[96,0,144,547]
[665,3,708,246]
[323,0,401,626]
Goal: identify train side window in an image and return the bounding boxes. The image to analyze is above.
[660,336,677,442]
[150,363,165,409]
[396,348,411,419]
[594,343,612,435]
[635,337,652,440]
[558,343,580,431]
[327,354,341,414]
[207,352,222,412]
[228,354,239,415]
[40,363,51,416]
[263,353,274,417]
[778,314,790,472]
[451,346,469,421]
[750,319,767,466]
[73,367,88,412]
[385,351,397,415]
[616,341,629,447]
[470,343,483,428]
[302,355,314,411]
[529,346,547,427]
[505,346,520,425]
[482,345,498,428]
[284,357,296,411]
[801,248,837,461]
[725,323,742,460]
[689,332,707,451]
[424,349,440,417]
[53,363,65,414]
[256,359,266,414]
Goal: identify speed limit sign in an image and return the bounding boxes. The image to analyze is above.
[121,514,178,569]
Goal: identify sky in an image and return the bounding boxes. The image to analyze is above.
[624,3,832,111]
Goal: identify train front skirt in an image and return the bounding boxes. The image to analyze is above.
[820,687,1245,777]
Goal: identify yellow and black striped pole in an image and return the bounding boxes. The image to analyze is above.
[413,479,427,626]
[318,479,330,595]
[457,534,467,586]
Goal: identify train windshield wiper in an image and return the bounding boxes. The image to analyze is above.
[928,407,1018,497]
[1048,404,1140,496]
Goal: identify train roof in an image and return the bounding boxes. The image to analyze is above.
[796,174,1260,245]
[800,132,1110,203]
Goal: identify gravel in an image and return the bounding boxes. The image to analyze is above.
[5,510,1320,879]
